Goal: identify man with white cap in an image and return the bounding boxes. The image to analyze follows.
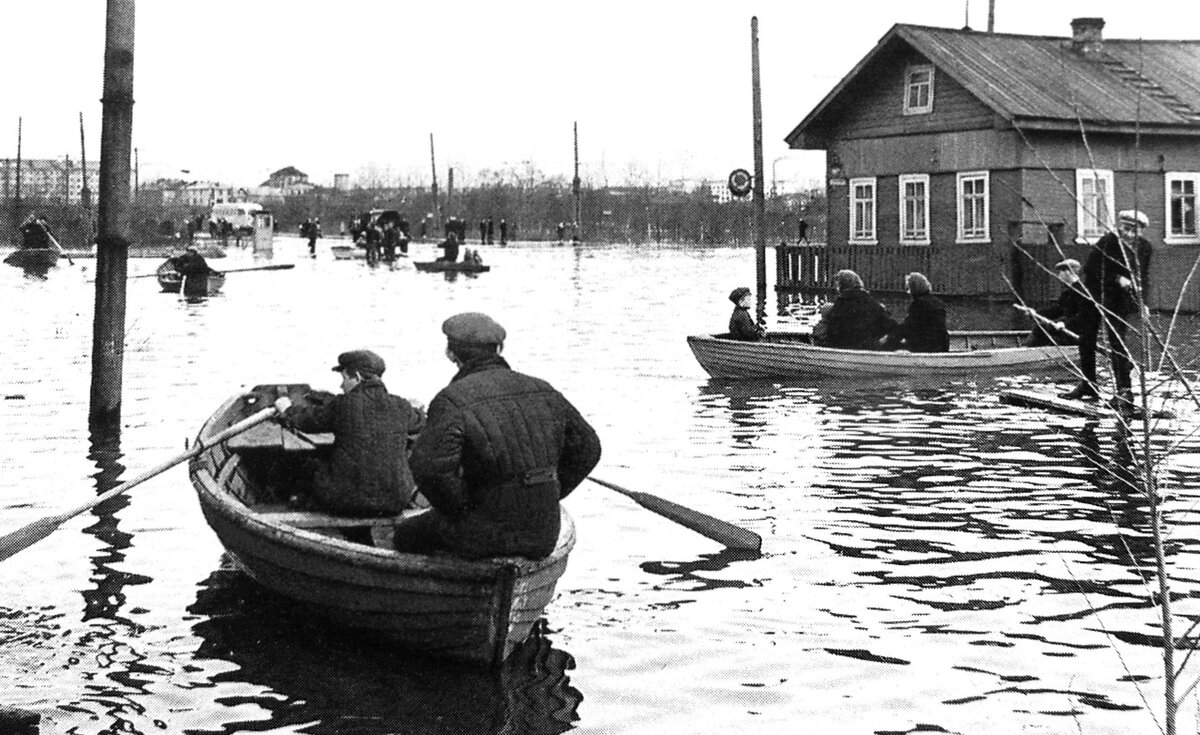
[1060,209,1153,405]
[395,312,602,559]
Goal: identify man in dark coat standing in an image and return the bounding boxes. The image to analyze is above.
[1061,210,1153,405]
[884,272,949,353]
[812,269,896,350]
[274,350,426,516]
[395,313,602,559]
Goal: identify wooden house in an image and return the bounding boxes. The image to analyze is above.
[782,18,1200,310]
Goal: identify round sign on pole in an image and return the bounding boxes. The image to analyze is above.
[728,169,753,198]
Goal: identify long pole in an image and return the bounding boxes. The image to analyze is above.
[751,17,767,322]
[79,112,92,210]
[573,121,582,243]
[13,117,22,225]
[89,0,136,429]
[429,133,440,230]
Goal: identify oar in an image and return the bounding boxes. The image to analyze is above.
[587,477,762,552]
[45,230,73,266]
[1013,303,1080,341]
[129,263,295,279]
[0,406,279,563]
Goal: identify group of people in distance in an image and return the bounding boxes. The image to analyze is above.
[726,208,1154,409]
[728,268,949,354]
[271,312,602,560]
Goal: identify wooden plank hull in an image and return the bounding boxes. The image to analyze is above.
[156,260,225,295]
[188,392,575,666]
[688,331,1076,379]
[3,248,58,269]
[414,260,490,273]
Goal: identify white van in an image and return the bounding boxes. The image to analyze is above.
[209,201,263,234]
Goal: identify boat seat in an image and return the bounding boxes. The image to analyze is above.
[252,506,422,529]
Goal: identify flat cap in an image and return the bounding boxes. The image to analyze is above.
[331,349,386,376]
[728,286,751,304]
[1118,209,1149,228]
[443,312,506,346]
[1054,258,1082,274]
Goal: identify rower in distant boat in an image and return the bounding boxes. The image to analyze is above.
[437,231,460,262]
[169,244,219,279]
[882,272,949,353]
[18,214,53,249]
[727,286,764,341]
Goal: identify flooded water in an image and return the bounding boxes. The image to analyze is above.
[2,236,1200,734]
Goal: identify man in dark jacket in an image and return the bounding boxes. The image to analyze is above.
[812,269,896,350]
[394,312,602,559]
[727,286,764,341]
[1019,259,1093,347]
[274,349,426,516]
[884,272,949,353]
[170,245,218,278]
[1061,210,1153,404]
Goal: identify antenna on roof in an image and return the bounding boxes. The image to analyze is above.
[963,0,971,30]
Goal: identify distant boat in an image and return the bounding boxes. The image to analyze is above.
[3,248,58,270]
[188,387,576,665]
[414,260,490,273]
[687,330,1075,379]
[156,260,225,296]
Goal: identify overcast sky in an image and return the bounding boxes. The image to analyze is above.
[3,0,1198,191]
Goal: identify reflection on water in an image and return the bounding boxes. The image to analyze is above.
[186,564,582,735]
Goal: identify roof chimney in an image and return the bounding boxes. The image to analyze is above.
[1070,17,1105,55]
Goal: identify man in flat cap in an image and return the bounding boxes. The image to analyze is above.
[273,349,426,522]
[395,312,602,559]
[1061,209,1153,406]
[1018,259,1092,347]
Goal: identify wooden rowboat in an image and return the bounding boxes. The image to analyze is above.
[188,386,575,666]
[687,330,1077,379]
[414,260,491,273]
[156,260,226,296]
[3,248,59,270]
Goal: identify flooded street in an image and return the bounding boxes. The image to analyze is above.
[2,236,1200,734]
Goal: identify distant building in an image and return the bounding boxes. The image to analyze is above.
[260,166,315,196]
[1,158,100,205]
[334,173,350,191]
[784,17,1200,309]
[158,181,241,207]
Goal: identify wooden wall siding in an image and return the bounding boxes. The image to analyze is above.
[833,130,1017,177]
[831,48,996,141]
[1015,131,1200,173]
[1153,245,1200,313]
[777,243,1017,297]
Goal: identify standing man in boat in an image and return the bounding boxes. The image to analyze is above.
[273,350,427,518]
[1060,209,1153,406]
[811,269,896,350]
[727,286,764,341]
[393,312,602,559]
[437,230,460,263]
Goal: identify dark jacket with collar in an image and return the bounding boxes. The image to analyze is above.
[885,292,949,353]
[1084,232,1152,317]
[814,288,896,350]
[284,377,425,515]
[408,355,602,558]
[728,306,764,341]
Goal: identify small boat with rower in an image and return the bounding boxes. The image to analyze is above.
[156,259,225,296]
[687,330,1076,379]
[187,385,575,666]
[414,260,490,274]
[3,248,59,270]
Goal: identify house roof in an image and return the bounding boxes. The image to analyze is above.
[786,23,1200,147]
[268,166,307,178]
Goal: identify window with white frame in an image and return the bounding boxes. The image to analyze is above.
[898,174,930,244]
[1075,169,1114,241]
[849,177,877,243]
[956,171,989,242]
[903,65,934,115]
[1166,172,1199,243]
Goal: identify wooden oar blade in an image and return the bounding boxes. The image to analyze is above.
[0,516,65,563]
[589,477,762,552]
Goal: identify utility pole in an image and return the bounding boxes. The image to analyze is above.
[572,122,582,244]
[89,0,136,429]
[751,17,767,322]
[13,117,22,225]
[79,112,92,210]
[429,133,440,230]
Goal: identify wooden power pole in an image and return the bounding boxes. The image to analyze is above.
[572,121,582,243]
[79,112,92,210]
[89,0,136,428]
[429,133,441,230]
[751,17,767,321]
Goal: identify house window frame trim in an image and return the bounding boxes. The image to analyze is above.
[902,64,935,116]
[1074,168,1115,244]
[898,173,932,245]
[956,170,990,244]
[1165,170,1200,245]
[848,176,878,245]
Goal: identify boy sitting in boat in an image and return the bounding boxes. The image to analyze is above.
[273,350,427,526]
[727,286,764,341]
[811,269,896,350]
[394,313,602,560]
